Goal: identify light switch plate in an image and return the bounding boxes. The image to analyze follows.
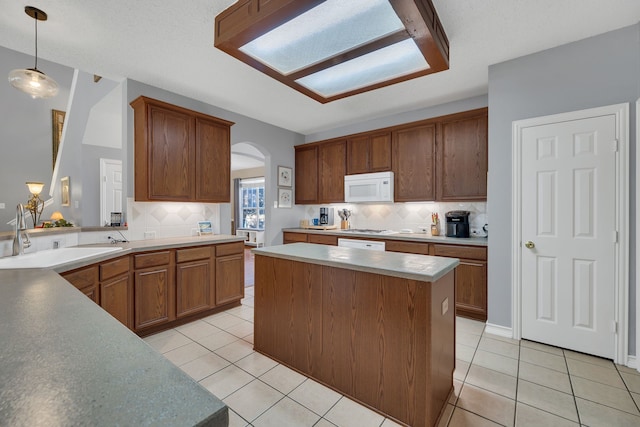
[441,297,449,315]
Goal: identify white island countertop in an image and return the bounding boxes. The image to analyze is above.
[253,242,459,282]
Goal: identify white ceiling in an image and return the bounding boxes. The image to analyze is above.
[1,1,639,135]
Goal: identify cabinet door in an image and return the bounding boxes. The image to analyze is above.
[101,274,132,328]
[63,265,100,304]
[134,265,174,330]
[319,140,346,203]
[176,260,212,318]
[455,260,487,321]
[437,110,488,201]
[346,135,370,175]
[195,117,230,202]
[393,124,436,201]
[307,234,337,246]
[295,145,318,204]
[283,232,308,244]
[215,254,244,306]
[369,132,392,172]
[147,104,194,200]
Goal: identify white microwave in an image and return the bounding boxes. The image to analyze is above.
[344,171,394,203]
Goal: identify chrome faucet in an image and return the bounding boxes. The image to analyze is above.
[13,204,31,256]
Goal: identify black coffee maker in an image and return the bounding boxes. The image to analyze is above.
[445,211,470,238]
[319,207,334,226]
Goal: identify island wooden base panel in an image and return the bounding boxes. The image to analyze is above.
[254,255,455,427]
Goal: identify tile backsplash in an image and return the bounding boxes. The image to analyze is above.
[125,198,221,241]
[304,202,488,236]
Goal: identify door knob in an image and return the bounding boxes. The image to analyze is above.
[524,241,535,249]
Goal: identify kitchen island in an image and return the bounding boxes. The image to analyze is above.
[0,268,227,426]
[252,243,458,427]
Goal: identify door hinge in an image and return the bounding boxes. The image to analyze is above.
[613,139,619,152]
[611,320,618,334]
[613,231,619,243]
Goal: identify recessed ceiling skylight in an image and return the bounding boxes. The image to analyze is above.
[215,0,449,103]
[239,0,405,75]
[296,39,429,97]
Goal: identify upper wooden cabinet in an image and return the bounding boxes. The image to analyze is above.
[294,145,318,204]
[436,108,488,201]
[131,96,234,202]
[393,124,436,202]
[294,108,488,204]
[318,140,346,203]
[294,140,346,204]
[346,132,392,175]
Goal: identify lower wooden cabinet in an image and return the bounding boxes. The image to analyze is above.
[60,240,244,335]
[62,265,100,304]
[101,274,132,328]
[454,260,487,321]
[432,244,487,321]
[176,246,215,318]
[215,242,245,306]
[134,263,175,330]
[283,231,308,244]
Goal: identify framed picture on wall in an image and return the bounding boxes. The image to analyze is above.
[52,109,65,170]
[197,221,213,235]
[277,166,292,187]
[61,176,70,206]
[278,187,292,208]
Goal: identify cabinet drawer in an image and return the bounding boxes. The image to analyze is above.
[176,246,212,263]
[385,240,429,255]
[283,232,308,243]
[432,244,487,260]
[216,241,244,257]
[308,234,337,246]
[100,256,130,281]
[134,251,172,269]
[63,265,99,290]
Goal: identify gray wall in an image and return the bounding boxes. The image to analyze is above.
[54,71,121,226]
[0,46,73,230]
[488,24,640,352]
[305,95,488,143]
[125,80,306,247]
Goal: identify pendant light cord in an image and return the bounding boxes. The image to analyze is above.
[34,9,38,70]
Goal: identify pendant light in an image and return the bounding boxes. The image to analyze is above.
[8,6,59,99]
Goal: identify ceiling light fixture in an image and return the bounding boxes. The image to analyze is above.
[214,0,449,103]
[8,6,59,99]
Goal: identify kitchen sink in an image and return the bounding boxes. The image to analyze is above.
[0,247,123,269]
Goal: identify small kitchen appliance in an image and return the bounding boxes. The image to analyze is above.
[344,171,394,203]
[445,211,470,238]
[319,207,334,226]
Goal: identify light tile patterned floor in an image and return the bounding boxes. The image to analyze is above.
[143,287,640,427]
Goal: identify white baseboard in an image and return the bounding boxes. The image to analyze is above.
[627,355,637,369]
[484,323,513,339]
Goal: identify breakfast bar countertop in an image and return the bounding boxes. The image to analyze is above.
[254,242,459,282]
[0,268,228,426]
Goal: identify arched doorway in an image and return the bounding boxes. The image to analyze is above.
[231,142,267,288]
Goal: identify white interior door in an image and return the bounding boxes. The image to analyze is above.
[520,114,617,359]
[100,159,123,226]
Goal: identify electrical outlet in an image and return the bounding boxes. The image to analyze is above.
[52,240,61,249]
[144,231,156,240]
[0,203,5,209]
[441,297,449,315]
